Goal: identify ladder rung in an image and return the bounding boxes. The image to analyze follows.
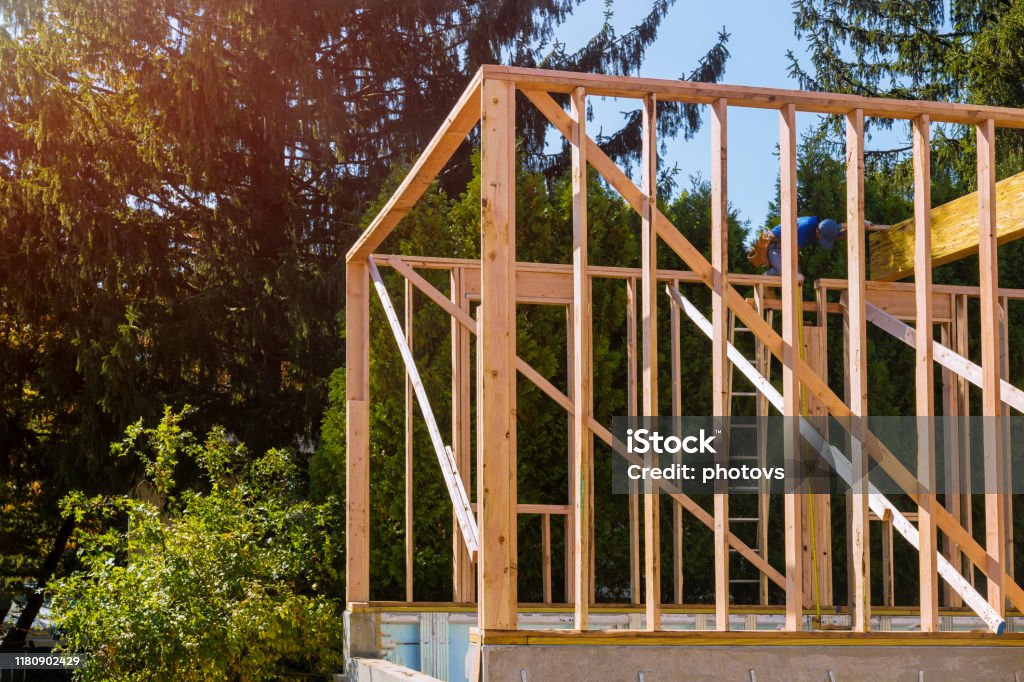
[729,517,760,522]
[730,547,761,554]
[729,579,761,584]
[732,392,757,397]
[730,455,759,461]
[734,327,751,332]
[731,423,758,429]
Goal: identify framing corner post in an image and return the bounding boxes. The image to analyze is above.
[641,92,661,631]
[977,117,1007,615]
[779,102,803,632]
[913,114,939,632]
[710,97,730,632]
[845,108,870,632]
[346,258,371,606]
[570,85,593,630]
[477,76,518,632]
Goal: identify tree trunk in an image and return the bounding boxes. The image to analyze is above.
[0,517,75,650]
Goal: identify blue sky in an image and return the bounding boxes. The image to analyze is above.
[552,0,882,233]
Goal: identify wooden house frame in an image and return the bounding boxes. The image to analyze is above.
[344,66,1024,675]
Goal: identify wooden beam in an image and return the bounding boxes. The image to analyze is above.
[1000,298,1015,577]
[954,295,975,596]
[348,71,482,261]
[451,268,475,602]
[627,279,642,606]
[542,514,552,605]
[565,308,575,605]
[641,93,661,631]
[374,255,1024,301]
[978,118,1007,616]
[570,86,593,630]
[881,516,895,607]
[670,278,683,606]
[405,279,415,603]
[869,170,1024,281]
[486,65,1024,128]
[346,259,371,604]
[711,98,730,632]
[913,115,939,632]
[462,267,573,304]
[815,276,1024,302]
[940,321,963,608]
[845,109,870,632]
[780,103,803,632]
[478,78,518,631]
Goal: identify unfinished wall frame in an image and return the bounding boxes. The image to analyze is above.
[345,66,1024,661]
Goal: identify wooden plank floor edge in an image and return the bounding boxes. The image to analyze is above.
[470,629,1024,646]
[349,601,1024,617]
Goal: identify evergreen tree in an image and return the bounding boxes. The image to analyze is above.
[0,0,731,638]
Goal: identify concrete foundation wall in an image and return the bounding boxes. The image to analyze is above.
[481,645,1024,681]
[350,657,441,682]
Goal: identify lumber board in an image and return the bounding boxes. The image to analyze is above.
[626,279,642,606]
[569,86,593,630]
[669,278,684,606]
[346,260,371,603]
[450,269,475,602]
[472,628,1024,646]
[978,119,1008,615]
[641,93,661,631]
[780,103,804,632]
[483,65,1024,128]
[478,78,517,630]
[348,71,482,261]
[912,115,939,632]
[869,169,1024,281]
[405,280,415,602]
[846,109,870,632]
[710,97,730,632]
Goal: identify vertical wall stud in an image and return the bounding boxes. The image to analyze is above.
[478,77,518,631]
[405,280,415,602]
[845,109,870,632]
[627,278,642,605]
[977,117,1006,615]
[346,259,371,604]
[641,93,661,631]
[711,98,730,631]
[913,114,939,632]
[779,103,803,632]
[570,86,594,630]
[451,268,475,602]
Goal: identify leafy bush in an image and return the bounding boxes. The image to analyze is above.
[51,407,344,681]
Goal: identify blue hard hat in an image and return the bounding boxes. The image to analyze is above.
[818,219,840,250]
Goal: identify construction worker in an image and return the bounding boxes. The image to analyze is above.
[764,216,842,276]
